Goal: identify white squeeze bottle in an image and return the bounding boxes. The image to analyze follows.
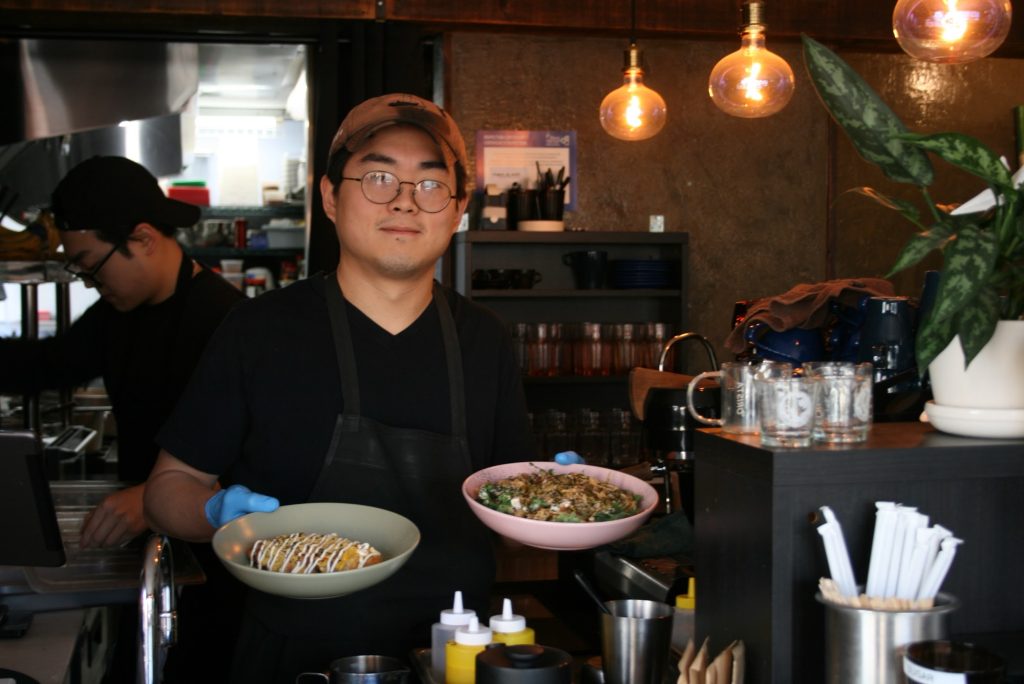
[432,590,477,679]
[489,597,535,646]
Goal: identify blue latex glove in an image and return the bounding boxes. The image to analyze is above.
[554,450,585,465]
[205,484,279,528]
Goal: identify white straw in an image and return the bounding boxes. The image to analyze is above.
[883,506,917,598]
[897,525,939,600]
[866,502,897,597]
[917,537,963,600]
[895,511,928,599]
[818,507,858,598]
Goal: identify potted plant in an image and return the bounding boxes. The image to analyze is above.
[801,35,1024,414]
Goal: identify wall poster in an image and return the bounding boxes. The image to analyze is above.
[475,130,577,211]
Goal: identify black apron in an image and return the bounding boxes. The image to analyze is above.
[230,275,495,683]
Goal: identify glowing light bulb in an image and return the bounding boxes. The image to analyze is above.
[708,3,794,119]
[893,0,1012,64]
[599,45,667,141]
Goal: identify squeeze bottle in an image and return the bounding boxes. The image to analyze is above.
[431,590,477,679]
[445,616,492,684]
[488,597,535,646]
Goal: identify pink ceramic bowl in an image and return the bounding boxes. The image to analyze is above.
[462,462,659,551]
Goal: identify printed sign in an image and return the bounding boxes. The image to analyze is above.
[475,130,577,211]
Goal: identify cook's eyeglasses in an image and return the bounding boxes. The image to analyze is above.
[341,170,456,213]
[64,242,120,287]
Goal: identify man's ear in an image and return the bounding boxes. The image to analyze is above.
[320,176,338,225]
[129,223,160,255]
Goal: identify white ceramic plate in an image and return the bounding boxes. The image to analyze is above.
[922,400,1024,439]
[517,220,564,232]
[212,503,420,599]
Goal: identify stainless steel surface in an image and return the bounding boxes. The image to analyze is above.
[139,535,176,684]
[819,592,958,684]
[1,482,204,613]
[600,600,673,684]
[593,551,674,604]
[6,39,198,145]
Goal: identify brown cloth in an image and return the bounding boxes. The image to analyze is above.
[725,278,895,354]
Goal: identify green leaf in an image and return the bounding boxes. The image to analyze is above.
[900,132,1014,193]
[886,221,955,276]
[843,187,921,223]
[916,309,958,374]
[957,287,1001,368]
[802,35,934,187]
[927,226,999,324]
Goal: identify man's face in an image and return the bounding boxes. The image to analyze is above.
[60,229,151,312]
[320,124,465,281]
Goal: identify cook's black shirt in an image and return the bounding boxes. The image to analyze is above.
[0,254,244,481]
[158,274,537,503]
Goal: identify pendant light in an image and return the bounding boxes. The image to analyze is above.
[599,0,667,141]
[892,0,1012,64]
[708,1,795,118]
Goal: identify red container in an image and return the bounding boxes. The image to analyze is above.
[167,185,210,207]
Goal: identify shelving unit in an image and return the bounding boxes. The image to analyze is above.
[448,229,690,417]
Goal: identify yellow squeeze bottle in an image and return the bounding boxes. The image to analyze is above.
[445,616,492,684]
[489,598,535,646]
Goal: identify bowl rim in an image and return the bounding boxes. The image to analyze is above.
[462,461,658,528]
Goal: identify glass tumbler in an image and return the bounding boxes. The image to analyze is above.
[802,361,874,443]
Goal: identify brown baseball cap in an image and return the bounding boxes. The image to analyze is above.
[328,93,468,172]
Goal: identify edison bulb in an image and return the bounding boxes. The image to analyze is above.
[893,0,1012,64]
[709,26,795,118]
[599,46,667,141]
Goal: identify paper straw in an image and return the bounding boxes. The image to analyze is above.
[895,511,928,599]
[866,502,897,597]
[883,506,917,598]
[917,537,963,600]
[897,525,938,600]
[818,507,858,598]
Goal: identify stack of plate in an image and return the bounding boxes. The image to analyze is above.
[608,259,678,289]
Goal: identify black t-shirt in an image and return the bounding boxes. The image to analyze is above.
[158,274,537,503]
[0,256,245,481]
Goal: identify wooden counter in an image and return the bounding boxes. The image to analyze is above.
[693,422,1024,684]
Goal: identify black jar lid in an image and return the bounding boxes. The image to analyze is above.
[476,644,572,684]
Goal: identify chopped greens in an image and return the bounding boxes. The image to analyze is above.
[476,467,642,523]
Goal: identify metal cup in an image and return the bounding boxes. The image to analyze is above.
[818,593,958,684]
[600,599,673,684]
[296,655,410,684]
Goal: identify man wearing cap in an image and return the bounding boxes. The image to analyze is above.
[145,94,536,680]
[0,155,245,682]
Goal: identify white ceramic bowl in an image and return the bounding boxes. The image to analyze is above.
[212,502,420,599]
[462,462,658,551]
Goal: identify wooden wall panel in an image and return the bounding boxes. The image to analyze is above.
[1,0,1021,55]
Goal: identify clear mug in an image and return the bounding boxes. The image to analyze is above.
[686,360,793,434]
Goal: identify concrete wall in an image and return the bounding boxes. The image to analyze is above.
[448,31,1024,362]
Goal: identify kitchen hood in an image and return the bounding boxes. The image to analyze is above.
[0,38,198,147]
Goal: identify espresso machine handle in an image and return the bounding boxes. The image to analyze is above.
[657,332,720,374]
[138,534,177,684]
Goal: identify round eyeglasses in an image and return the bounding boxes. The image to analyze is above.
[341,170,456,213]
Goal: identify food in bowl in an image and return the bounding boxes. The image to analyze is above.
[475,466,642,522]
[249,532,382,574]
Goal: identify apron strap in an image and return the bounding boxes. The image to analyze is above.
[324,275,468,441]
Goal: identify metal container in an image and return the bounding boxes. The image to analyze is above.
[817,593,959,684]
[600,599,673,684]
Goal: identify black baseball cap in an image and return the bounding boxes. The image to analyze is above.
[51,156,200,239]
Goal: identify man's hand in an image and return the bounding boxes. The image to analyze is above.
[204,484,279,529]
[554,450,585,465]
[80,484,148,549]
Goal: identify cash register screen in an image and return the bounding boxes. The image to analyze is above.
[0,430,66,567]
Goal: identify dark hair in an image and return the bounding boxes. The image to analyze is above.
[324,132,468,202]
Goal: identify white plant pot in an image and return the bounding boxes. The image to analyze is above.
[928,319,1024,409]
